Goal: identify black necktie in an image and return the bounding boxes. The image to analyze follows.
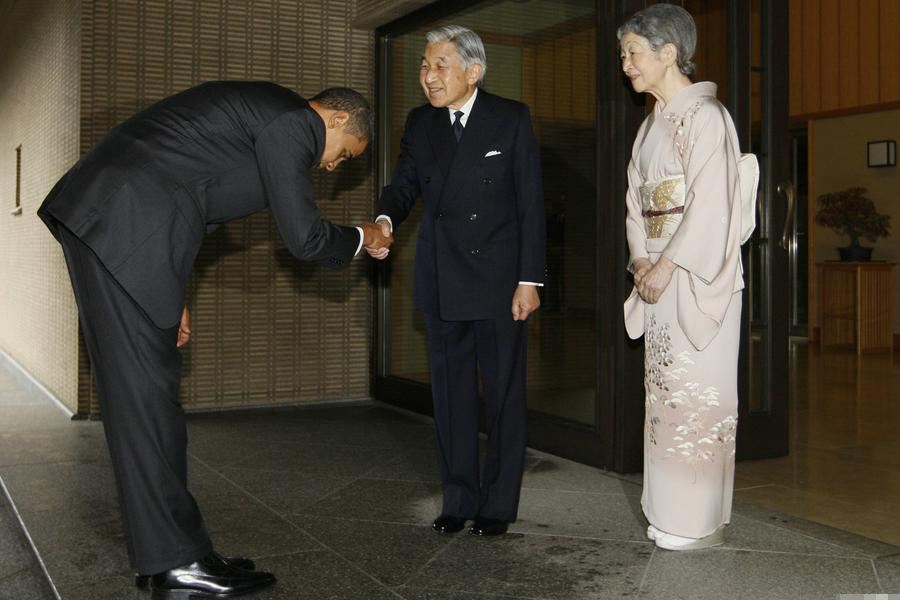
[452,110,464,142]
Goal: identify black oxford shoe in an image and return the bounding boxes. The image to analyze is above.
[148,552,275,599]
[432,514,467,534]
[470,517,509,536]
[135,552,256,590]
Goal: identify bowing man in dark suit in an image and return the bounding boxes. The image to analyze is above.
[371,26,546,537]
[38,82,392,599]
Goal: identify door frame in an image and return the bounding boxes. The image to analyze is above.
[733,0,791,460]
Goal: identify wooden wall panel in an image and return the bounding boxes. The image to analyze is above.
[791,0,900,119]
[789,0,803,115]
[818,0,840,112]
[801,0,821,115]
[838,0,860,109]
[879,0,900,103]
[858,0,880,106]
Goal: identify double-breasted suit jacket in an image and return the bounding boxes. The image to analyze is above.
[378,89,546,318]
[39,81,360,329]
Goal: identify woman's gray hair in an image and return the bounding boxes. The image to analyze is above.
[617,4,697,77]
[426,25,487,84]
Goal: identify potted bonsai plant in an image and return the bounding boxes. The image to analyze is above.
[814,187,891,261]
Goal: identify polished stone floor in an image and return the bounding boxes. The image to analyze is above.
[735,341,900,547]
[2,356,900,599]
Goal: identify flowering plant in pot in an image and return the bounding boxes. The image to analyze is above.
[814,187,890,261]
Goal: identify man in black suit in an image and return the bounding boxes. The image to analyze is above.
[372,26,546,537]
[39,82,391,599]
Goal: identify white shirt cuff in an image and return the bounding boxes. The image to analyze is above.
[375,215,393,233]
[354,227,364,256]
[518,281,544,287]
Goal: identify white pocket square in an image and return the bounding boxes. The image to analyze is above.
[484,150,502,157]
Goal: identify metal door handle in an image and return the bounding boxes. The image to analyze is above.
[777,181,796,251]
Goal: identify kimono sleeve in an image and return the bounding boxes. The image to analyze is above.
[625,157,648,272]
[661,104,740,285]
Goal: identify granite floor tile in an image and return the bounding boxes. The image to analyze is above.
[195,492,290,535]
[395,590,531,600]
[731,499,900,559]
[367,445,540,484]
[513,487,647,542]
[721,513,870,557]
[298,478,443,525]
[227,440,396,477]
[17,508,130,589]
[214,465,358,516]
[291,515,454,587]
[205,519,321,560]
[876,558,900,593]
[638,548,880,599]
[0,567,55,600]
[54,574,145,600]
[186,429,271,467]
[404,533,653,600]
[522,456,642,496]
[0,426,109,468]
[230,550,402,600]
[0,462,118,514]
[0,496,37,579]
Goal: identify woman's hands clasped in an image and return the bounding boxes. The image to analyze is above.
[633,256,677,304]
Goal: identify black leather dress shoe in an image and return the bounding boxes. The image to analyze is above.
[432,515,467,534]
[135,552,256,590]
[148,553,275,599]
[470,517,509,536]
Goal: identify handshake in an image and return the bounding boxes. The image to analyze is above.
[359,219,393,260]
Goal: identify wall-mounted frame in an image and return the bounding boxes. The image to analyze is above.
[11,144,22,215]
[867,139,896,168]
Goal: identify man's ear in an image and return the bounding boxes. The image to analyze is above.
[328,110,350,129]
[466,64,483,85]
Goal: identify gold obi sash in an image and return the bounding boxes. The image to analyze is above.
[640,175,685,239]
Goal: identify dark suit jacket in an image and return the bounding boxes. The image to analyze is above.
[378,89,546,321]
[39,81,360,329]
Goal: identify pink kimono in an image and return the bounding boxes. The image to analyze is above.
[623,82,744,539]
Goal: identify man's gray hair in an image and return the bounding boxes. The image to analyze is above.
[617,4,697,77]
[425,25,487,84]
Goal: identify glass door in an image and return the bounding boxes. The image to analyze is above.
[733,0,791,459]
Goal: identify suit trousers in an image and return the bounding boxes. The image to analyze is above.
[58,226,212,575]
[424,314,528,522]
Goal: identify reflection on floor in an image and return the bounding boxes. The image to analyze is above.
[2,358,900,598]
[736,340,900,547]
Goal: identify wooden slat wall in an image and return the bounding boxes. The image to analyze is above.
[791,0,900,119]
[78,0,376,415]
[525,27,597,125]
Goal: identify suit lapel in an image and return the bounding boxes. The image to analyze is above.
[427,107,457,178]
[439,90,499,206]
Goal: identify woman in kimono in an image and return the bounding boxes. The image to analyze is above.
[619,4,744,551]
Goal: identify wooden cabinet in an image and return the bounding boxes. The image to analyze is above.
[817,262,895,353]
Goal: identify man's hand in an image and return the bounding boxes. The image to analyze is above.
[177,306,191,348]
[636,256,676,304]
[365,220,393,260]
[360,221,393,253]
[511,284,541,321]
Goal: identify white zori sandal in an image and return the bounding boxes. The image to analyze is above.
[646,525,725,551]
